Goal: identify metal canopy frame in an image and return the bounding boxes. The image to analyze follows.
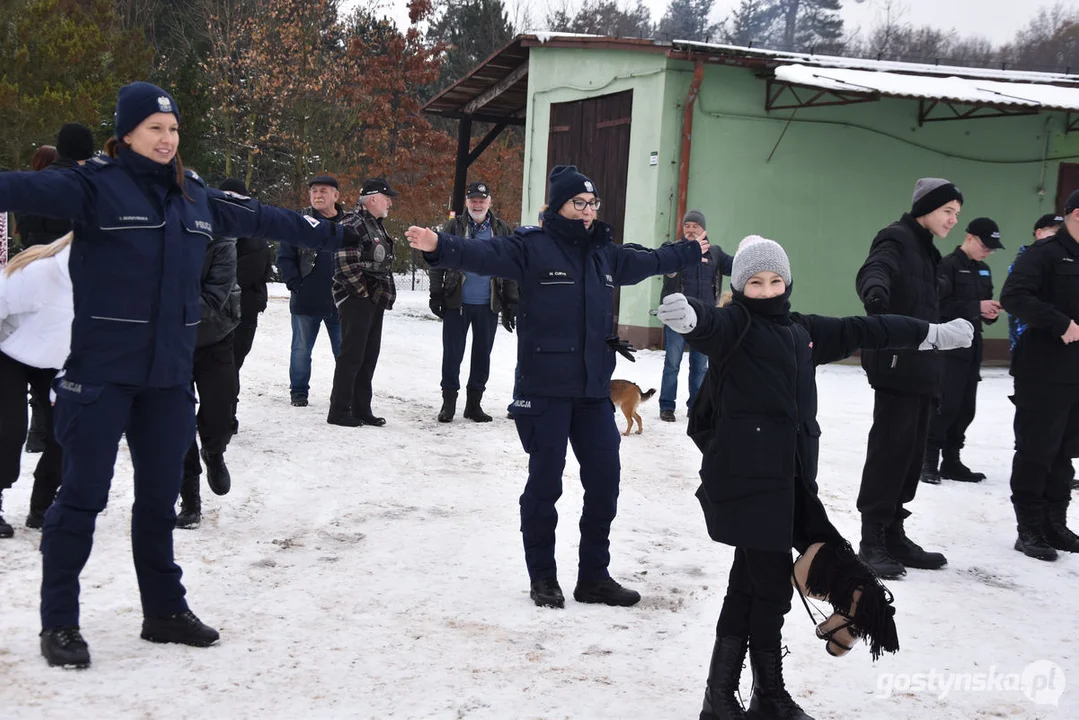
[918,99,1041,125]
[765,78,880,111]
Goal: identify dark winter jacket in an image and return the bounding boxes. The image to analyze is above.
[659,240,733,306]
[196,237,240,348]
[14,157,79,247]
[1000,225,1079,385]
[685,293,929,553]
[0,148,343,387]
[856,213,943,397]
[425,211,702,399]
[236,236,273,320]
[430,213,519,312]
[277,203,343,317]
[937,246,996,360]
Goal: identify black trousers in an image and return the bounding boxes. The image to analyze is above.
[0,351,61,511]
[715,547,793,649]
[329,295,384,417]
[857,389,933,525]
[440,303,498,393]
[1010,379,1079,511]
[233,316,259,372]
[928,342,980,452]
[184,334,237,479]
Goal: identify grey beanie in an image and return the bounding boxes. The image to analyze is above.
[731,235,792,291]
[683,209,706,230]
[911,177,963,217]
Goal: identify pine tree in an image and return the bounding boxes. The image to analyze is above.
[425,0,514,94]
[656,0,718,43]
[722,0,774,47]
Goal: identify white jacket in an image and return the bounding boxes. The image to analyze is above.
[0,245,73,369]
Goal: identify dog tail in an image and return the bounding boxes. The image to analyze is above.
[640,388,656,402]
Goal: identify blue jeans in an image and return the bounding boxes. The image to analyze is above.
[659,325,707,412]
[289,312,341,396]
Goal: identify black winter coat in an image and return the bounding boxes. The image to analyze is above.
[197,236,240,347]
[659,241,734,305]
[685,295,928,553]
[856,213,943,397]
[429,213,519,312]
[937,246,996,361]
[236,235,273,320]
[1001,226,1079,384]
[14,157,79,247]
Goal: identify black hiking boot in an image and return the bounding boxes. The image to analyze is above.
[40,627,91,668]
[940,448,985,482]
[885,517,947,569]
[141,610,220,647]
[200,448,231,496]
[438,390,458,423]
[176,476,201,529]
[573,577,641,607]
[919,447,941,485]
[1014,505,1058,561]
[290,394,308,407]
[744,647,815,719]
[1044,502,1079,553]
[857,519,905,579]
[529,577,565,609]
[0,492,13,539]
[462,389,492,423]
[700,635,748,719]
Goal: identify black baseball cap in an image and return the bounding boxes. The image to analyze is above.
[1033,213,1064,233]
[966,217,1004,250]
[1066,190,1079,214]
[308,174,338,189]
[466,181,491,198]
[360,177,398,197]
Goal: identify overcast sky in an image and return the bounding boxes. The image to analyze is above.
[352,0,1075,46]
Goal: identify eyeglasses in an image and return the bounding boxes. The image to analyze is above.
[571,198,601,211]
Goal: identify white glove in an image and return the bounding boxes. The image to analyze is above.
[919,318,974,351]
[657,293,697,334]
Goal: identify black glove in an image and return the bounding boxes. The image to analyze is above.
[341,226,362,248]
[501,305,517,333]
[286,278,301,293]
[429,299,445,319]
[606,337,637,362]
[863,287,888,315]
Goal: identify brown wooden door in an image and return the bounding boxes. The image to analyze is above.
[546,91,633,322]
[1056,163,1079,213]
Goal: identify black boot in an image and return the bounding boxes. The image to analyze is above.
[40,627,91,668]
[700,636,748,720]
[26,507,46,529]
[1014,504,1058,561]
[885,517,947,569]
[463,389,492,423]
[573,577,641,606]
[176,476,202,530]
[141,610,220,647]
[327,410,364,427]
[26,480,56,529]
[857,519,905,579]
[745,647,815,720]
[919,447,941,485]
[939,448,985,482]
[1044,502,1079,553]
[529,577,565,609]
[438,389,458,423]
[0,491,13,539]
[200,448,231,496]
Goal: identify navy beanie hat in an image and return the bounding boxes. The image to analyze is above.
[114,82,180,140]
[547,165,597,212]
[56,123,95,162]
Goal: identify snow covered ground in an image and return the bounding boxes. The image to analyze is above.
[1,286,1076,719]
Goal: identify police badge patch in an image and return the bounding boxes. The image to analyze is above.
[157,96,173,113]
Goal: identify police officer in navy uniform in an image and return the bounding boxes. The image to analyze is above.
[407,165,705,608]
[922,217,1003,484]
[1001,190,1079,562]
[0,82,357,668]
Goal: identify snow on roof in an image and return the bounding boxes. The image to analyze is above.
[528,31,604,44]
[773,64,1079,111]
[674,40,1079,86]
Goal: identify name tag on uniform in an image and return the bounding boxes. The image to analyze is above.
[539,270,575,285]
[979,269,990,276]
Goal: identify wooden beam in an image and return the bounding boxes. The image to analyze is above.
[461,63,528,115]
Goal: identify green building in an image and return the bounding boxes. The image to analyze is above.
[425,35,1079,357]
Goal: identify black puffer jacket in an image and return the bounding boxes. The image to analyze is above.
[197,236,241,347]
[856,213,943,397]
[685,293,928,552]
[429,213,518,312]
[1001,225,1079,384]
[14,157,79,247]
[236,235,273,320]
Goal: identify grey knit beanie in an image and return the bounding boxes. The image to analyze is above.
[911,177,963,218]
[731,235,792,291]
[683,209,706,230]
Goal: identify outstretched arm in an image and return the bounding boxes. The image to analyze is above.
[406,226,526,282]
[609,240,702,286]
[209,188,342,251]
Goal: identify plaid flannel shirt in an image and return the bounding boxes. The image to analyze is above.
[332,208,397,310]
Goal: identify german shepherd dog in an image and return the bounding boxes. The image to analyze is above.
[610,380,656,436]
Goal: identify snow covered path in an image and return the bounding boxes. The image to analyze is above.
[0,287,1075,719]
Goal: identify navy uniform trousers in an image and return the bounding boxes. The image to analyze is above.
[512,396,621,582]
[41,381,195,629]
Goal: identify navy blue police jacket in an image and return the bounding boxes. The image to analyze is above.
[425,211,702,399]
[0,147,343,388]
